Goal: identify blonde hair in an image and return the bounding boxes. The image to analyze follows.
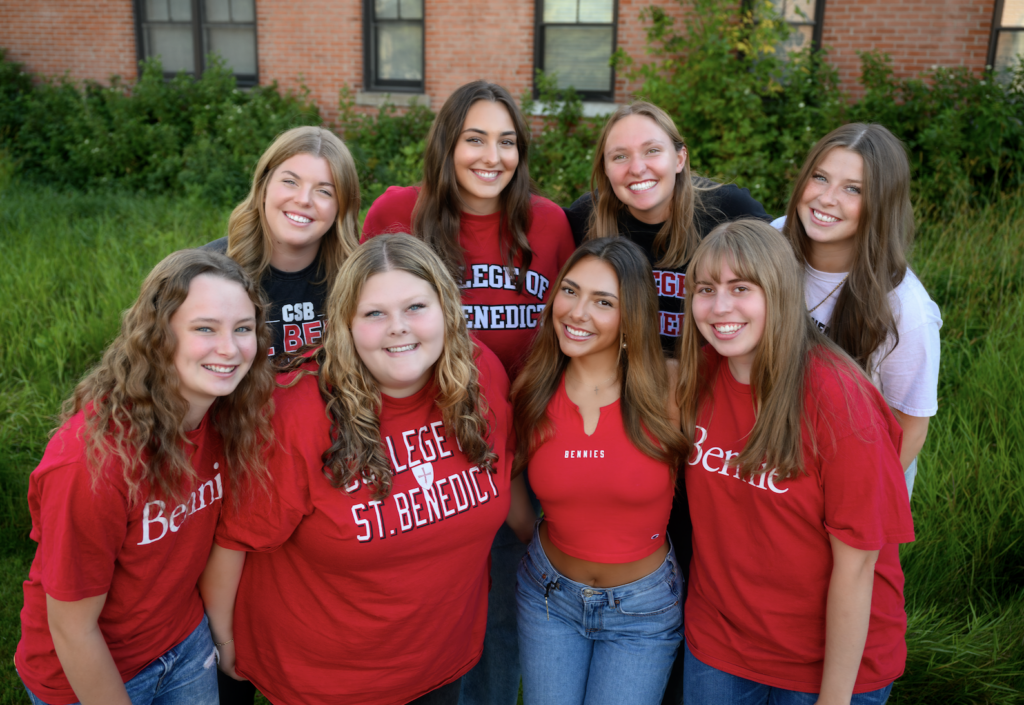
[226,126,361,285]
[585,101,716,269]
[295,234,497,500]
[61,249,275,506]
[512,237,686,475]
[676,220,866,481]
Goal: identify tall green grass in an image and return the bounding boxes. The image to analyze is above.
[0,181,1021,702]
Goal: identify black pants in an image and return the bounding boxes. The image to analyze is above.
[217,671,462,705]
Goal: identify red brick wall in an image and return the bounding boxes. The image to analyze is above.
[822,0,996,98]
[0,0,137,82]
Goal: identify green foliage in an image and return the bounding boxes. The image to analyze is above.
[337,87,435,208]
[1,55,321,205]
[522,72,602,205]
[849,53,1024,213]
[618,0,844,212]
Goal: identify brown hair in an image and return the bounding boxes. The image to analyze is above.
[61,249,275,505]
[676,220,867,481]
[782,123,912,370]
[412,81,537,292]
[294,234,497,500]
[511,237,686,474]
[585,101,716,269]
[226,125,361,285]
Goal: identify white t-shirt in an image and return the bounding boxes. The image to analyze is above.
[772,215,942,418]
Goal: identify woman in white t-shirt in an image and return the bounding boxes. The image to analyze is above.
[775,123,941,497]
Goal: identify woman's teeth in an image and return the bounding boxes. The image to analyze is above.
[203,364,236,373]
[565,325,592,338]
[713,323,743,334]
[387,344,416,353]
[285,212,312,224]
[812,209,838,223]
[474,170,499,179]
[629,180,657,192]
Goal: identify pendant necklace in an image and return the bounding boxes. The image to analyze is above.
[568,368,619,394]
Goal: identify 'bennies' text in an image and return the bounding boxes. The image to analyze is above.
[689,424,789,494]
[346,421,501,543]
[460,263,550,331]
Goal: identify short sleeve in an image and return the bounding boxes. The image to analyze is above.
[216,438,314,552]
[30,462,128,602]
[820,395,915,551]
[361,186,418,243]
[563,192,594,246]
[875,275,942,417]
[699,183,771,226]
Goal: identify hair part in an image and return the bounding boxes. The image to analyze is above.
[61,249,275,506]
[511,237,687,475]
[226,125,361,287]
[412,81,537,292]
[677,220,867,481]
[585,101,716,269]
[304,233,497,500]
[782,122,912,370]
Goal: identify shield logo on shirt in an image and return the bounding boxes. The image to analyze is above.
[412,462,434,492]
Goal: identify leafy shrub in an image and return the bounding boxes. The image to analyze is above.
[618,0,845,212]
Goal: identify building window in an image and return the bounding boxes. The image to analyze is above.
[773,0,825,54]
[364,0,425,92]
[989,0,1024,77]
[135,0,258,86]
[535,0,617,101]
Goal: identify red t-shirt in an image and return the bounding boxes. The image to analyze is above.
[685,349,915,694]
[362,185,575,377]
[16,412,225,705]
[216,348,513,705]
[529,375,675,562]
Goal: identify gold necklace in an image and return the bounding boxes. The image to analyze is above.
[808,275,848,314]
[567,368,619,394]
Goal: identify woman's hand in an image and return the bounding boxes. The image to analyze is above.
[199,544,247,679]
[216,639,242,680]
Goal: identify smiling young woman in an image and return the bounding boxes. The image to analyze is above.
[564,102,771,356]
[677,220,914,705]
[775,123,942,498]
[16,250,274,705]
[204,125,361,360]
[201,234,534,705]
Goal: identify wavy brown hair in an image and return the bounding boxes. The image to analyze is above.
[676,220,868,481]
[412,81,537,292]
[782,123,912,370]
[60,249,275,506]
[585,101,717,269]
[294,234,498,500]
[226,125,361,285]
[511,237,687,475]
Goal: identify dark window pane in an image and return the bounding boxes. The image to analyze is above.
[147,25,195,72]
[169,0,192,21]
[399,0,423,20]
[205,0,231,22]
[146,0,170,22]
[375,0,399,20]
[207,27,257,74]
[231,0,255,22]
[376,23,423,80]
[545,26,612,92]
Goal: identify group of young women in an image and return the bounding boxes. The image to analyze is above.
[15,79,940,705]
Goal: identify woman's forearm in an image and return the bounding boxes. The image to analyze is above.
[891,410,929,472]
[198,543,246,678]
[46,594,133,705]
[816,535,878,705]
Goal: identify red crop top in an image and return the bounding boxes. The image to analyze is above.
[529,376,675,563]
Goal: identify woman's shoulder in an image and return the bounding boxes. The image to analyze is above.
[562,191,594,246]
[890,268,942,332]
[362,186,421,239]
[472,338,511,403]
[805,347,892,427]
[694,179,771,226]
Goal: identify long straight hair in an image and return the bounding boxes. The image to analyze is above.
[676,220,866,481]
[412,81,537,291]
[300,234,497,500]
[227,126,361,285]
[61,249,275,505]
[782,123,912,370]
[511,237,686,474]
[585,101,715,269]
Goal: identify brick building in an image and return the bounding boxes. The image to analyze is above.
[0,0,1021,122]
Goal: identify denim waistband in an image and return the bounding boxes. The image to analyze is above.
[524,521,680,609]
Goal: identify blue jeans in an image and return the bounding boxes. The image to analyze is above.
[517,523,684,705]
[683,641,893,705]
[22,614,219,705]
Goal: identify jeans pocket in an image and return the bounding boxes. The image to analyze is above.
[615,575,680,617]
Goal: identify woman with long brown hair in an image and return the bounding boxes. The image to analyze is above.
[511,237,687,704]
[564,101,770,355]
[201,234,533,705]
[204,125,361,358]
[16,250,274,705]
[776,123,941,497]
[678,220,913,704]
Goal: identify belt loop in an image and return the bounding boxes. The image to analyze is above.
[606,588,615,609]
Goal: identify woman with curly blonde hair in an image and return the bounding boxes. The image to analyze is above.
[16,249,274,705]
[202,234,533,705]
[205,125,361,358]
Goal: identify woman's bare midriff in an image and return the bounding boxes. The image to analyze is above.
[539,521,669,588]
